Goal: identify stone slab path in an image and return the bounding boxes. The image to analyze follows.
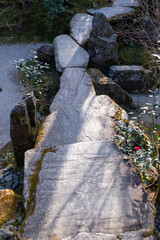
[0,44,44,149]
[23,141,154,240]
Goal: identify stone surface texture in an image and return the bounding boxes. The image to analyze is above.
[113,0,140,7]
[23,141,154,240]
[87,68,132,106]
[87,6,133,19]
[63,232,117,240]
[119,229,155,240]
[108,65,153,92]
[70,14,93,45]
[10,92,37,167]
[88,13,118,67]
[54,35,89,72]
[50,68,95,113]
[38,95,128,149]
[37,44,55,67]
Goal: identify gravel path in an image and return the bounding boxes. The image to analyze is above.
[0,43,44,149]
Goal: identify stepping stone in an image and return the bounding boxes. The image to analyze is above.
[108,65,153,92]
[87,6,134,20]
[50,68,95,113]
[70,13,93,45]
[54,35,89,72]
[23,141,154,240]
[113,0,140,7]
[87,68,132,106]
[37,95,128,149]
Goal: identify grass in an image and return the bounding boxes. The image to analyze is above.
[0,0,110,44]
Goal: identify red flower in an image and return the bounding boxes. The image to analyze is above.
[135,146,140,151]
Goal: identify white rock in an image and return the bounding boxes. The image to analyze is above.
[23,141,154,240]
[63,232,117,240]
[87,6,133,20]
[113,0,140,7]
[70,13,93,45]
[54,35,89,72]
[50,68,95,113]
[38,95,128,149]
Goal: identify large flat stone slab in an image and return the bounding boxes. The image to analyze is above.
[38,95,128,149]
[70,14,93,45]
[113,0,139,7]
[50,68,95,113]
[87,6,133,20]
[54,35,89,72]
[63,232,117,240]
[23,141,154,240]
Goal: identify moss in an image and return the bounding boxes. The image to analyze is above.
[141,229,156,237]
[0,190,21,227]
[34,117,46,148]
[21,146,57,232]
[116,236,122,240]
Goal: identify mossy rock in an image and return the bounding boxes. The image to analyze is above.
[0,189,21,227]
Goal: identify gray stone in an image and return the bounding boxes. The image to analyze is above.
[37,44,55,66]
[87,6,133,20]
[88,13,118,67]
[113,0,140,7]
[3,173,13,183]
[23,148,43,209]
[23,141,154,240]
[11,180,19,190]
[0,185,5,189]
[50,68,95,113]
[38,95,128,149]
[70,13,93,45]
[108,65,154,92]
[5,181,13,189]
[63,232,117,240]
[54,35,89,72]
[10,92,38,167]
[4,166,13,172]
[87,68,132,106]
[119,229,155,240]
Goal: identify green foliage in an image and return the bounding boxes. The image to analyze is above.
[115,88,160,183]
[42,0,69,25]
[14,50,50,98]
[0,152,14,165]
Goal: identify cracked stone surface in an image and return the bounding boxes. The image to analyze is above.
[70,13,93,45]
[54,35,89,72]
[23,141,154,240]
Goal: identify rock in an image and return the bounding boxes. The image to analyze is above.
[3,173,13,183]
[50,68,95,113]
[5,181,13,189]
[4,166,13,173]
[23,141,154,240]
[11,180,19,190]
[54,35,89,72]
[119,229,155,240]
[87,68,132,106]
[87,6,133,20]
[113,0,140,7]
[70,13,93,45]
[37,44,55,67]
[38,95,128,149]
[63,232,117,240]
[88,13,118,67]
[10,92,38,167]
[108,65,154,92]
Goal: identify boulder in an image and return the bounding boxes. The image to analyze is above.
[87,6,133,20]
[23,141,154,239]
[38,95,128,149]
[108,65,154,92]
[54,35,89,72]
[50,68,95,113]
[37,44,55,67]
[10,92,37,167]
[70,13,93,46]
[87,68,132,106]
[113,0,140,7]
[88,13,118,67]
